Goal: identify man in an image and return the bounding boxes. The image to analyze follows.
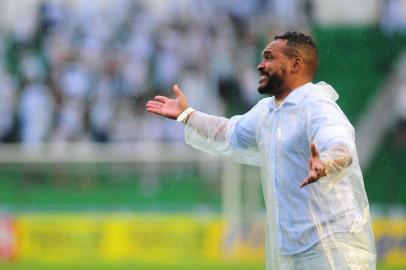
[146,31,376,269]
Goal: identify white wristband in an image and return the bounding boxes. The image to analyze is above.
[176,107,196,124]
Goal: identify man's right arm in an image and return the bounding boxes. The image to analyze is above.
[146,84,262,166]
[183,101,264,167]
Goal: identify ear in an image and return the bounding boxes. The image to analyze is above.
[291,57,303,74]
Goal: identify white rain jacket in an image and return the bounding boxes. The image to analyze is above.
[184,81,376,269]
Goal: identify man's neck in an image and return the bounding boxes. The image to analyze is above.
[275,79,311,101]
[274,98,283,107]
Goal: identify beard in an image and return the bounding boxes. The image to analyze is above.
[257,70,286,96]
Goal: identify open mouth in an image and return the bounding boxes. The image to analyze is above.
[259,75,268,84]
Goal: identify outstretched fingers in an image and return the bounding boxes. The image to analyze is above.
[310,143,319,158]
[300,177,309,188]
[154,95,169,103]
[173,84,182,96]
[300,143,326,188]
[146,107,164,116]
[146,100,163,113]
[146,105,160,111]
[147,100,164,108]
[146,84,187,119]
[300,172,317,188]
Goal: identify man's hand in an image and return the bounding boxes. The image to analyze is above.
[300,143,327,188]
[146,84,188,119]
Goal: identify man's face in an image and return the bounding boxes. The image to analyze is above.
[257,40,289,96]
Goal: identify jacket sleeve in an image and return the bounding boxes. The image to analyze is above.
[307,98,356,176]
[184,99,267,167]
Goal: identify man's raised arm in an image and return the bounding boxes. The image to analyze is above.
[146,84,261,166]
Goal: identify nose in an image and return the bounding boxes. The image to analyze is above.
[257,61,264,71]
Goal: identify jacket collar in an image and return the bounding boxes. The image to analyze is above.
[283,82,313,105]
[268,82,312,110]
[269,81,339,109]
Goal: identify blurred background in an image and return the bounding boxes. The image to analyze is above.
[0,0,405,269]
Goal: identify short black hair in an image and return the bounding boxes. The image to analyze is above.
[274,31,318,77]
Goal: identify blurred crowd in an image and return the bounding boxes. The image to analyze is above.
[0,0,314,144]
[380,0,406,36]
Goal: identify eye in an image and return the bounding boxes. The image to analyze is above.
[264,55,273,61]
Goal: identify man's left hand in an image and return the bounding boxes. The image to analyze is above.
[300,143,327,188]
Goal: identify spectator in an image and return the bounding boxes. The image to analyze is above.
[0,68,17,142]
[1,0,312,143]
[19,82,55,143]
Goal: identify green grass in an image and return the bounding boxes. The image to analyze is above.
[0,262,263,270]
[0,262,403,270]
